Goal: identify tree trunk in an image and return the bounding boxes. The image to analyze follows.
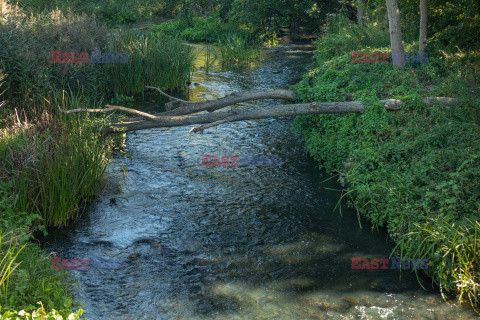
[62,88,460,135]
[385,0,405,67]
[158,89,296,116]
[100,100,403,134]
[357,0,365,24]
[419,0,428,54]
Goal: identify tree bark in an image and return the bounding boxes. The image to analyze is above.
[101,100,385,134]
[357,0,365,24]
[157,89,296,116]
[61,88,460,135]
[98,99,458,135]
[385,0,406,67]
[419,0,428,54]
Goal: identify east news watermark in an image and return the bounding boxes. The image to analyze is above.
[51,51,128,64]
[351,51,429,64]
[201,154,280,167]
[51,257,129,270]
[351,257,428,270]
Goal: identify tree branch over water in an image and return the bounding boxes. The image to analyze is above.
[60,87,460,134]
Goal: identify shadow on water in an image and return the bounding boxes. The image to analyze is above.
[41,41,478,319]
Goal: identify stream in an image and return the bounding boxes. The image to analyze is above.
[43,41,478,319]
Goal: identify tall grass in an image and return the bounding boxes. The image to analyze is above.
[395,220,480,308]
[0,232,25,298]
[1,115,110,228]
[203,44,216,73]
[104,30,193,96]
[0,0,109,113]
[217,34,262,65]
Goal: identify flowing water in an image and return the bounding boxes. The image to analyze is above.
[43,42,478,319]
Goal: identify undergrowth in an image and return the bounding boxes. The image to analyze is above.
[292,15,480,310]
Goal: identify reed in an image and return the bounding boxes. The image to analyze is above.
[394,219,480,308]
[217,34,262,65]
[0,232,25,299]
[203,44,217,73]
[2,115,110,228]
[104,30,193,97]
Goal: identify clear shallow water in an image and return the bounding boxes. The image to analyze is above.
[43,43,478,319]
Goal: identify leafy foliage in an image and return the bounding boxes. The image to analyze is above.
[0,182,82,318]
[293,15,480,309]
[0,302,84,320]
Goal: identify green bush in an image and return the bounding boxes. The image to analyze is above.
[318,14,390,61]
[151,16,249,44]
[151,17,262,65]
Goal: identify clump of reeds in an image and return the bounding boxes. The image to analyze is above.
[217,34,262,65]
[0,0,108,113]
[0,112,110,227]
[104,29,194,96]
[394,219,480,309]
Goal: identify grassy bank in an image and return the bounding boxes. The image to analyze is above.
[0,1,193,114]
[0,1,194,317]
[0,123,95,318]
[292,15,480,310]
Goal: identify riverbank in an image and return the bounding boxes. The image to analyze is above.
[2,0,479,318]
[292,15,480,311]
[0,1,195,317]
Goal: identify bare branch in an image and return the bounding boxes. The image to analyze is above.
[145,86,193,104]
[62,105,158,120]
[189,115,239,133]
[159,89,297,116]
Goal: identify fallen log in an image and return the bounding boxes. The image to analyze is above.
[149,88,297,116]
[100,99,403,134]
[60,87,461,134]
